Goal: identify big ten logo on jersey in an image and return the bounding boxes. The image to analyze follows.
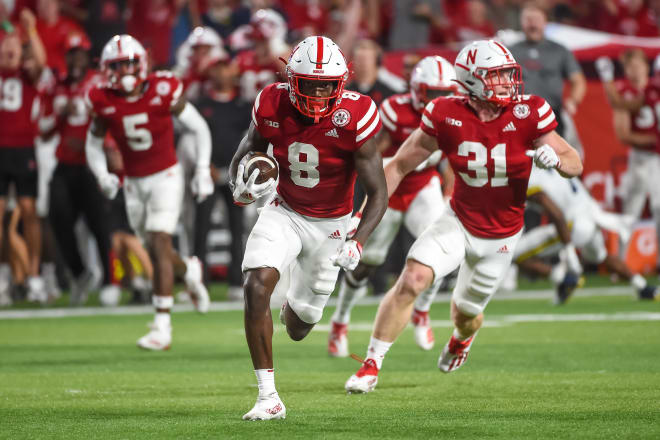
[445,117,462,127]
[0,77,23,111]
[395,95,412,106]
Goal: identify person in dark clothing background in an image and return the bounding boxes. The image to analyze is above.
[193,47,251,301]
[43,32,115,305]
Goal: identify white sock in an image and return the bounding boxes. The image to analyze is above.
[631,274,647,290]
[366,336,392,370]
[255,368,276,397]
[154,312,171,330]
[331,274,368,324]
[414,278,442,312]
[549,264,566,285]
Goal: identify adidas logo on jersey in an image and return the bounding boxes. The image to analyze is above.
[497,245,509,254]
[502,122,516,132]
[325,128,339,138]
[150,96,162,106]
[328,230,342,239]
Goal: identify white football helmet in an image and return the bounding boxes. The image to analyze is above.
[187,26,223,48]
[249,9,287,41]
[454,39,522,105]
[410,56,457,111]
[100,34,148,93]
[286,36,349,122]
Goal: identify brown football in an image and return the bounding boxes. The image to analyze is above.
[241,151,278,184]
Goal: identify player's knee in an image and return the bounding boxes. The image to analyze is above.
[17,199,37,220]
[285,324,312,341]
[396,265,432,301]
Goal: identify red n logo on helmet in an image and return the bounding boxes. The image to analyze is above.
[466,49,477,65]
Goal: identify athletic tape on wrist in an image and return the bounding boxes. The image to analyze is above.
[152,295,174,309]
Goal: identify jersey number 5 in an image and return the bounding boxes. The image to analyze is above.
[123,113,153,151]
[457,141,508,187]
[288,142,319,188]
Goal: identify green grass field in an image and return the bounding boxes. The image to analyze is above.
[1,288,659,439]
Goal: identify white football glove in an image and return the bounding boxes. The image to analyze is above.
[346,212,361,239]
[595,56,614,83]
[560,243,583,276]
[231,162,276,205]
[330,239,362,271]
[191,166,214,203]
[526,145,560,170]
[98,173,120,199]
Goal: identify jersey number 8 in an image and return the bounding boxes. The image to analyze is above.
[288,142,319,188]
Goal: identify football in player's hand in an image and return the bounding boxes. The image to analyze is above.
[240,151,278,184]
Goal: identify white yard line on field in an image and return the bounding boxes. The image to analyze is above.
[0,286,644,320]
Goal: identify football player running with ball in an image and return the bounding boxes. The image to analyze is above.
[345,40,583,393]
[229,36,388,420]
[85,35,214,350]
[328,56,457,358]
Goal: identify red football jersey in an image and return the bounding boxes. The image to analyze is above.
[252,83,381,218]
[640,77,660,154]
[86,72,182,177]
[615,79,656,136]
[0,68,52,148]
[380,93,440,211]
[46,70,105,165]
[421,95,557,238]
[236,50,279,102]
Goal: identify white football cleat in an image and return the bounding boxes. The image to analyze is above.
[183,256,210,313]
[137,323,172,351]
[328,321,349,357]
[242,393,286,421]
[99,284,121,307]
[438,334,475,373]
[411,309,435,351]
[26,276,48,304]
[345,358,379,393]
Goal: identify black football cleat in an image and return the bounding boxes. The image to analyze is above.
[638,285,657,301]
[555,273,580,305]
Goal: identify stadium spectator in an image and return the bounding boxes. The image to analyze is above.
[35,0,84,76]
[0,11,52,304]
[388,0,444,50]
[443,0,496,43]
[597,0,659,37]
[193,48,250,300]
[201,0,251,40]
[346,39,401,106]
[279,0,329,38]
[509,1,586,139]
[126,0,185,68]
[65,0,128,60]
[42,32,117,305]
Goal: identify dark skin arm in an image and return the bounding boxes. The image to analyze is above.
[229,122,270,189]
[351,136,388,246]
[528,191,571,244]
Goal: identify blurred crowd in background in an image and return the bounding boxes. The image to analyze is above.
[1,0,659,307]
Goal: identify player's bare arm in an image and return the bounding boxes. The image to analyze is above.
[612,108,657,149]
[384,128,437,197]
[351,137,388,246]
[375,127,392,153]
[229,122,270,185]
[171,96,214,202]
[533,130,583,177]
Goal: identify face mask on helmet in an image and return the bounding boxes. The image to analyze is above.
[289,74,344,123]
[106,59,142,93]
[474,64,522,104]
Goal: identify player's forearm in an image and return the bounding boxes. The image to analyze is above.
[25,25,46,70]
[177,102,211,168]
[353,183,387,246]
[556,147,582,177]
[85,128,110,180]
[384,160,407,198]
[568,73,586,107]
[623,132,657,149]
